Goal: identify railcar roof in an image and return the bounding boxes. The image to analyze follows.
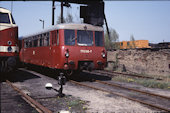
[0,7,11,13]
[22,23,103,39]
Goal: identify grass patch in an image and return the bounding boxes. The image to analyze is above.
[112,76,170,90]
[67,99,88,112]
[68,100,81,107]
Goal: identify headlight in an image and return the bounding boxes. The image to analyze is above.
[65,52,69,58]
[102,52,106,58]
[101,50,106,58]
[7,46,12,52]
[65,49,69,58]
[7,41,12,45]
[102,53,106,58]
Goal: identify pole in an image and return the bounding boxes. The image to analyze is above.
[52,0,55,25]
[104,13,110,41]
[43,20,44,29]
[61,1,64,23]
[11,1,13,14]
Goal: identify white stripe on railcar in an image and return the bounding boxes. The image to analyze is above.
[0,46,19,53]
[23,23,103,39]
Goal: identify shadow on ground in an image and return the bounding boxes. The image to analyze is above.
[2,64,112,83]
[69,71,112,82]
[24,65,112,82]
[0,69,40,83]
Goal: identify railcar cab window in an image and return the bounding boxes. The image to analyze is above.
[95,31,103,47]
[0,12,10,24]
[77,30,93,46]
[64,29,75,46]
[11,14,16,24]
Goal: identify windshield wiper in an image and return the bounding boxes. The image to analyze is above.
[70,37,77,41]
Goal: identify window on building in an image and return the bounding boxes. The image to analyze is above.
[121,42,123,46]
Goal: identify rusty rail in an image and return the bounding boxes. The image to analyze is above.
[97,70,163,80]
[6,80,52,113]
[95,80,170,100]
[70,80,170,112]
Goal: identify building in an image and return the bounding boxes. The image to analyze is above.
[119,40,150,49]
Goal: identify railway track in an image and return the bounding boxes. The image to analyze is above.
[6,80,52,113]
[95,70,163,80]
[70,80,170,112]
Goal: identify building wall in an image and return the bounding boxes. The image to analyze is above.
[107,49,170,76]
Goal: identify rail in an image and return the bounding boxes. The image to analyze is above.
[70,80,170,112]
[6,80,52,113]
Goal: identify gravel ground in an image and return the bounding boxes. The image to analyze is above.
[0,82,37,113]
[64,82,158,113]
[13,68,166,113]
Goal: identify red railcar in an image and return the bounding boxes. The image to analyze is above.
[20,23,107,75]
[0,7,19,73]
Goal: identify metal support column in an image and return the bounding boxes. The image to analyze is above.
[104,13,110,41]
[52,0,55,25]
[61,1,64,23]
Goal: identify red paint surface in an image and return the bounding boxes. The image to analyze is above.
[0,27,18,56]
[20,29,107,70]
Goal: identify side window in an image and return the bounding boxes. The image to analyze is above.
[28,39,32,48]
[44,32,50,46]
[47,33,49,46]
[39,34,43,47]
[43,33,46,46]
[33,37,38,47]
[24,40,28,48]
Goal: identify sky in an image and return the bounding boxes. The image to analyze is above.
[0,1,170,43]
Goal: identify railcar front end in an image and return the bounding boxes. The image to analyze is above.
[0,8,19,73]
[60,28,107,72]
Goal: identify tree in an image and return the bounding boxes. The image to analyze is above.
[110,29,119,42]
[65,13,73,23]
[104,32,110,50]
[56,15,66,24]
[104,28,120,50]
[57,13,74,24]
